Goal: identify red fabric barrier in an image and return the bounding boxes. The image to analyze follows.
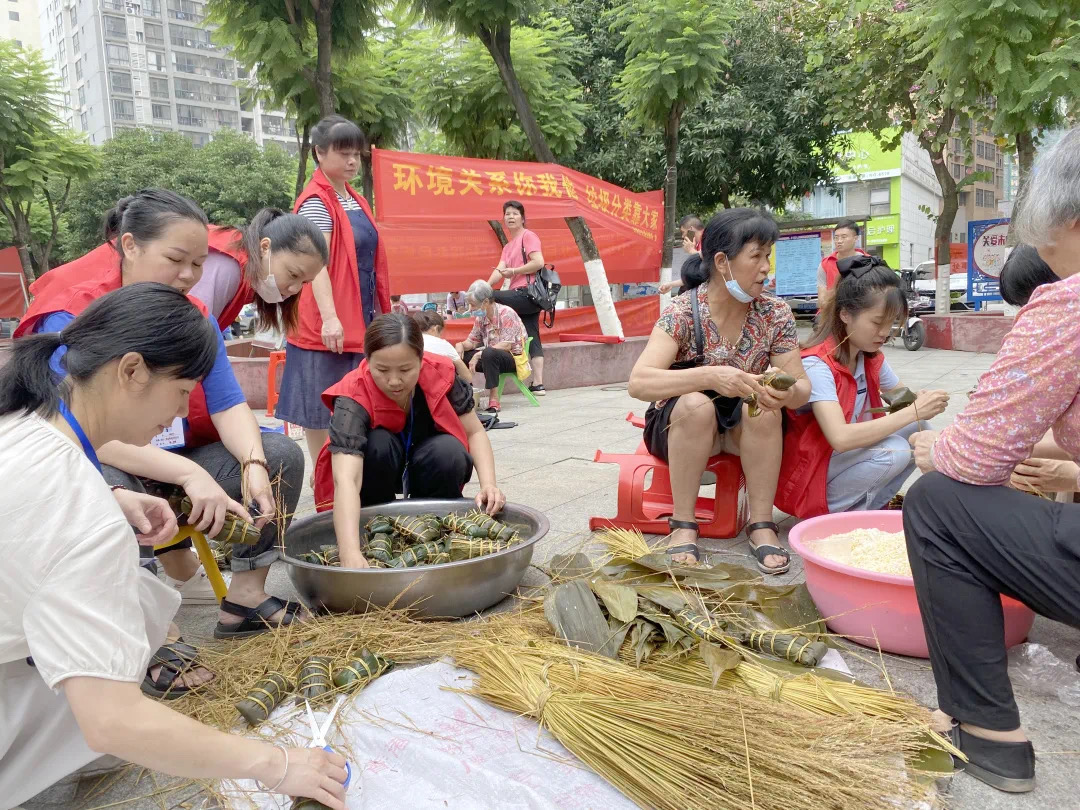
[558,333,624,343]
[0,249,28,318]
[441,297,660,344]
[372,149,663,293]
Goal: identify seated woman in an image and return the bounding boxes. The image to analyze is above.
[17,190,305,637]
[313,314,506,569]
[0,284,346,809]
[775,255,948,518]
[902,129,1080,793]
[454,280,529,413]
[412,309,473,380]
[628,209,811,573]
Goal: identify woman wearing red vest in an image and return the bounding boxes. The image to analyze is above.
[816,219,868,311]
[187,210,328,333]
[18,190,306,639]
[313,314,505,570]
[277,115,391,470]
[775,255,948,519]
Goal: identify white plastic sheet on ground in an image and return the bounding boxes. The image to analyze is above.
[222,660,637,810]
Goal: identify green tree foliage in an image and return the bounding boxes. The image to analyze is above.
[62,129,296,258]
[0,42,97,281]
[402,18,585,160]
[609,0,731,271]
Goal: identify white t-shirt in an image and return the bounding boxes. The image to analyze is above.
[422,333,460,361]
[0,412,179,688]
[802,354,900,424]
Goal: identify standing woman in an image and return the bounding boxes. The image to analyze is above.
[775,255,948,519]
[816,219,867,310]
[0,284,346,809]
[17,190,305,637]
[486,200,547,396]
[278,115,390,468]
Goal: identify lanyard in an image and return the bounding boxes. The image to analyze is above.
[57,399,102,472]
[399,403,414,498]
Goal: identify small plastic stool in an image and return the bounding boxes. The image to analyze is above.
[494,337,540,407]
[589,449,748,539]
[154,525,229,602]
[625,411,646,430]
[266,350,286,417]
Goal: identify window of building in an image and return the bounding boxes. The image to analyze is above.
[168,0,205,22]
[8,10,18,20]
[176,103,206,127]
[69,6,77,25]
[111,98,136,121]
[975,188,996,208]
[61,65,68,81]
[150,76,169,98]
[958,192,970,206]
[152,103,171,122]
[109,70,132,94]
[72,31,79,52]
[170,23,213,49]
[181,130,210,147]
[80,111,88,130]
[869,185,891,216]
[146,49,166,71]
[78,85,86,106]
[144,22,164,44]
[54,12,60,29]
[241,117,253,133]
[106,43,129,65]
[58,40,67,60]
[103,15,126,39]
[75,58,82,80]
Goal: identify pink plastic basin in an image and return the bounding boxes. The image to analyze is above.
[788,511,1035,658]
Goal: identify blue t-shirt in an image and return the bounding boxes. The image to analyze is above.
[800,354,900,424]
[37,310,246,443]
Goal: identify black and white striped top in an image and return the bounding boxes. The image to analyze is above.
[298,192,362,234]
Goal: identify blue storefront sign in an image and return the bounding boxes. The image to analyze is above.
[967,218,1009,306]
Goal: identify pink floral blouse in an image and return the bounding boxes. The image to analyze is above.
[932,272,1080,488]
[468,302,526,355]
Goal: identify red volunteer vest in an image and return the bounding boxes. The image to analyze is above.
[290,169,390,354]
[15,250,222,448]
[774,339,885,519]
[821,248,870,290]
[207,225,254,329]
[313,354,468,511]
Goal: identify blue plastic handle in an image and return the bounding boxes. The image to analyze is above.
[323,745,352,789]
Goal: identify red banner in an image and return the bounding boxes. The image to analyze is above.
[0,249,28,319]
[439,297,660,345]
[372,149,663,294]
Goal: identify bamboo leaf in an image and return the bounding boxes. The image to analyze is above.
[636,584,689,612]
[548,552,595,580]
[591,579,640,623]
[543,580,619,658]
[699,641,741,686]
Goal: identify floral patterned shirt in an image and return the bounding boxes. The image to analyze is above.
[932,272,1080,488]
[468,302,526,355]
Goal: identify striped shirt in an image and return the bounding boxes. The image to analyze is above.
[298,192,362,234]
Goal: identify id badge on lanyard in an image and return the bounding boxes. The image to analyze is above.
[151,417,186,450]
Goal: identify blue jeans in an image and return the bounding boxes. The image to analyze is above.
[826,421,929,512]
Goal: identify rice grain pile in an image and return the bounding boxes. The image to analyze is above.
[811,528,912,577]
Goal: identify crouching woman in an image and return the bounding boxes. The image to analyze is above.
[313,314,506,569]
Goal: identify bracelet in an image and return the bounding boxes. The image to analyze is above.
[110,484,126,492]
[243,458,271,475]
[260,743,289,793]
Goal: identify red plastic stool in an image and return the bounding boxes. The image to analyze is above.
[625,411,646,430]
[589,449,748,539]
[266,350,286,417]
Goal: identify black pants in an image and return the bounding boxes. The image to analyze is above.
[493,289,543,358]
[103,432,306,572]
[903,472,1080,730]
[463,347,516,390]
[360,429,474,505]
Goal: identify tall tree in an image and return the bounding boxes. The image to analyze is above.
[0,42,97,282]
[610,0,730,295]
[412,0,623,336]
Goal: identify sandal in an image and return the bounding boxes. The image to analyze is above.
[141,639,211,700]
[214,596,305,639]
[665,518,701,564]
[745,521,790,575]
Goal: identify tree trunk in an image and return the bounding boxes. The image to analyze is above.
[15,243,35,286]
[928,147,958,316]
[659,105,682,310]
[296,122,311,199]
[314,0,335,117]
[479,23,622,336]
[1007,130,1036,245]
[487,220,508,247]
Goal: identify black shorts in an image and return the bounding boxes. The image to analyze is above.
[642,392,743,462]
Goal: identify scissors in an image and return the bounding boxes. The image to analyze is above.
[305,695,352,790]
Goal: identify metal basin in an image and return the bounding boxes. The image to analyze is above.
[283,499,549,617]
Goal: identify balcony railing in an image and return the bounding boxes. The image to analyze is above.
[169,9,205,22]
[143,6,161,18]
[113,110,136,121]
[145,34,164,45]
[151,90,169,99]
[103,0,126,12]
[178,115,206,127]
[148,61,167,72]
[153,116,172,125]
[108,55,131,66]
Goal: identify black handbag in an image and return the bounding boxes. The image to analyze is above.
[520,242,561,328]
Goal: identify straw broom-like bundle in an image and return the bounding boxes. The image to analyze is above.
[454,639,942,810]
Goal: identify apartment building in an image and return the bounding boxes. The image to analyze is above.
[2,0,43,49]
[946,124,1005,241]
[36,0,296,151]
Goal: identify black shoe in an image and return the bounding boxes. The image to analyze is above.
[528,384,546,396]
[950,725,1036,793]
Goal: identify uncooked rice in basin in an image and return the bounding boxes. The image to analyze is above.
[809,528,912,577]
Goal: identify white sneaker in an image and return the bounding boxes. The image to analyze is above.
[165,563,224,605]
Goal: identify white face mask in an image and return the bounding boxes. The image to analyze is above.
[721,262,755,304]
[253,245,284,303]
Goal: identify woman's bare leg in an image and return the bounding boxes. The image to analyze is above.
[724,406,786,570]
[665,393,721,563]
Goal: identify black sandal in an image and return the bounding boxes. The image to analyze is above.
[142,640,211,700]
[665,518,701,564]
[745,521,790,575]
[214,596,305,639]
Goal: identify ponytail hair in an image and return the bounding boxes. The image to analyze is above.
[680,208,780,290]
[103,188,208,255]
[805,254,907,366]
[0,283,219,418]
[237,207,328,332]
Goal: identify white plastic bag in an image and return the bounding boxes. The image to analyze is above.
[1007,642,1080,707]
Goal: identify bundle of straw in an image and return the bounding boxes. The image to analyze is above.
[455,639,942,810]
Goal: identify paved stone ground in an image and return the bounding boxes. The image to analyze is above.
[22,341,1080,810]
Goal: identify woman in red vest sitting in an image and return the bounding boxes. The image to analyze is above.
[629,209,812,573]
[816,219,868,311]
[313,314,505,570]
[17,190,306,639]
[277,115,391,472]
[775,255,948,519]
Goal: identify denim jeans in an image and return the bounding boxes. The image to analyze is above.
[826,421,929,512]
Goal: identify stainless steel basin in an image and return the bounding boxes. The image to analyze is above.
[283,498,549,617]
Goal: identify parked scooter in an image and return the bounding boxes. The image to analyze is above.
[891,267,930,351]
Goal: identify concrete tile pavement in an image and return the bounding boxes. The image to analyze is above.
[23,343,1078,809]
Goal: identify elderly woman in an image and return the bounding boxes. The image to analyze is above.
[454,280,528,413]
[902,129,1080,794]
[628,209,810,572]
